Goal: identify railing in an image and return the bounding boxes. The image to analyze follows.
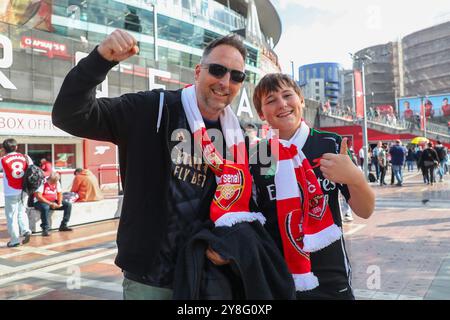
[98,164,122,196]
[320,107,450,137]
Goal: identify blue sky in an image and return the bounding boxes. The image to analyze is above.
[271,0,450,76]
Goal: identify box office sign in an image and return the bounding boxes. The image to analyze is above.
[0,111,72,137]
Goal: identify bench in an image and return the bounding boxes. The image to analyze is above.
[27,196,123,233]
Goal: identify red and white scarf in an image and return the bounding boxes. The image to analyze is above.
[269,121,342,291]
[181,85,265,227]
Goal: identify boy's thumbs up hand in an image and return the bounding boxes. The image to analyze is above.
[340,137,349,155]
[320,137,364,185]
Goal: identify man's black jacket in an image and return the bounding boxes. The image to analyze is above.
[173,221,296,300]
[52,48,204,275]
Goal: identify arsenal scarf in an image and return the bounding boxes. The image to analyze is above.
[181,85,265,227]
[269,121,342,291]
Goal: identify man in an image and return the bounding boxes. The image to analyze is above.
[40,158,53,177]
[418,142,439,185]
[403,101,413,121]
[0,139,33,247]
[424,99,434,118]
[378,144,388,186]
[389,139,407,186]
[244,123,261,148]
[71,168,104,202]
[33,172,72,236]
[250,74,374,299]
[434,141,448,182]
[358,147,365,170]
[371,141,383,181]
[441,98,450,117]
[52,30,249,299]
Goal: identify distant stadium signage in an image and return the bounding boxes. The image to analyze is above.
[20,36,69,59]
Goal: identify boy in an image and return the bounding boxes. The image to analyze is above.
[250,73,374,299]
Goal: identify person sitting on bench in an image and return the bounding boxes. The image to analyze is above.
[34,172,73,236]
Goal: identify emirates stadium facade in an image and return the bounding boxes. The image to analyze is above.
[0,0,282,188]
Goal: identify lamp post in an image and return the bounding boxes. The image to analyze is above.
[350,53,372,181]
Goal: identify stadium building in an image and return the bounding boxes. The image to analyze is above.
[0,0,282,187]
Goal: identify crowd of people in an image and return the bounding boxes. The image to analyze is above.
[0,138,104,246]
[358,139,449,187]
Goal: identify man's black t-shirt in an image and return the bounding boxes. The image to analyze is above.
[144,113,223,288]
[250,128,353,296]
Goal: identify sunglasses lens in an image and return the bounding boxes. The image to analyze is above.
[207,64,246,83]
[231,70,246,83]
[208,64,228,78]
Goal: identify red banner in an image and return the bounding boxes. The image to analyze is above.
[354,70,364,118]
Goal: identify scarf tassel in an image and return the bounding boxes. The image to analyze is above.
[292,272,319,292]
[215,211,266,227]
[302,223,342,253]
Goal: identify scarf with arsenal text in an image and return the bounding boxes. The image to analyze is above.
[269,121,342,291]
[181,85,265,227]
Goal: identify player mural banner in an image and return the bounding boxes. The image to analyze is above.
[398,93,450,121]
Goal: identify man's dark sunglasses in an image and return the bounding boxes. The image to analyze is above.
[202,63,246,83]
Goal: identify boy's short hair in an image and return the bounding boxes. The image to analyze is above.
[2,138,18,153]
[253,73,303,115]
[201,34,247,63]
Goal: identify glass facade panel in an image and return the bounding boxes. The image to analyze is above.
[28,144,52,166]
[54,144,76,169]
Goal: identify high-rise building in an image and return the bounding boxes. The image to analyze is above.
[298,62,344,107]
[345,20,450,117]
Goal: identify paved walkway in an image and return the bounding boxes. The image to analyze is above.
[348,168,450,300]
[0,215,122,300]
[0,168,448,300]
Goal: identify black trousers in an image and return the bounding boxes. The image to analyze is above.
[379,166,387,184]
[424,165,436,184]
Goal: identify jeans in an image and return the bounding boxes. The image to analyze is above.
[392,165,403,184]
[5,194,30,245]
[371,158,380,180]
[406,161,414,172]
[437,160,446,180]
[34,200,72,231]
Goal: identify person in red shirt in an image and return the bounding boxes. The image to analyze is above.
[33,172,72,236]
[403,101,413,120]
[424,99,434,118]
[40,158,53,177]
[441,98,450,117]
[0,139,33,247]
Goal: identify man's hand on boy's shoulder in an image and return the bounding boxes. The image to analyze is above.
[319,138,365,186]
